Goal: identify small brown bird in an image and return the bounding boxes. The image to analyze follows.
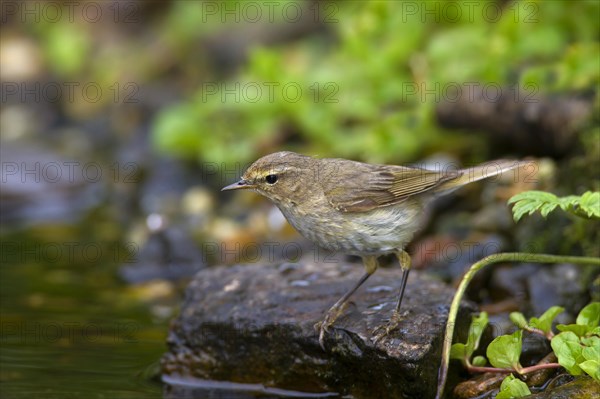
[223,151,525,348]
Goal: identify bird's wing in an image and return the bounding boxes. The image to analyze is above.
[322,163,457,213]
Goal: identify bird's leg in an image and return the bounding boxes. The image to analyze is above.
[316,255,378,349]
[372,249,411,343]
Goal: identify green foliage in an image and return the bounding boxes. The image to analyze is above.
[495,374,531,399]
[472,355,487,367]
[456,303,600,396]
[450,312,488,366]
[556,302,600,337]
[509,312,528,329]
[151,1,600,165]
[508,191,600,221]
[553,302,600,380]
[487,330,523,371]
[530,306,566,334]
[579,334,600,381]
[576,302,600,328]
[510,306,564,336]
[551,331,589,376]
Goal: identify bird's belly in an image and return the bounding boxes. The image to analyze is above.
[280,203,423,255]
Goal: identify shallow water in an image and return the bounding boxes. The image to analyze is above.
[0,227,165,398]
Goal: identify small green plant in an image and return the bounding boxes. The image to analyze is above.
[495,375,531,399]
[436,189,599,398]
[450,303,600,398]
[508,190,600,221]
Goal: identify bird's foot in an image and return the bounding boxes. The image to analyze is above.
[372,309,408,344]
[314,306,345,350]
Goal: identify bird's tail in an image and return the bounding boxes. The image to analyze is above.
[437,160,530,191]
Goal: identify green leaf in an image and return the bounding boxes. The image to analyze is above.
[508,191,558,222]
[450,343,466,362]
[465,312,488,358]
[510,312,528,329]
[495,374,532,399]
[580,336,600,381]
[579,360,600,381]
[551,331,586,375]
[558,195,582,212]
[556,323,591,337]
[472,356,487,367]
[508,190,600,221]
[579,191,600,218]
[487,330,523,370]
[581,336,599,347]
[555,302,599,338]
[530,306,564,334]
[451,312,488,365]
[576,302,600,328]
[539,202,558,217]
[582,336,600,359]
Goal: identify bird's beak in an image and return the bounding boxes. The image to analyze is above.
[221,180,253,191]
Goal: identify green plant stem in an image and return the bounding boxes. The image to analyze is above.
[435,253,600,399]
[524,325,553,340]
[466,363,563,375]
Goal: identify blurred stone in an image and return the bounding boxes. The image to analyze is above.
[119,227,205,284]
[181,187,214,217]
[471,203,514,232]
[161,261,476,398]
[527,264,589,322]
[129,280,175,302]
[0,144,104,227]
[0,35,43,81]
[490,263,540,303]
[436,86,593,158]
[414,232,506,284]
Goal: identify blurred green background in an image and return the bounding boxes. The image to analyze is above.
[1,1,598,398]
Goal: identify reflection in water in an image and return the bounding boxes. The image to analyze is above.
[0,226,166,398]
[163,376,340,399]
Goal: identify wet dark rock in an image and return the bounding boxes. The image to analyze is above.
[453,353,564,399]
[527,376,598,398]
[520,332,552,367]
[453,372,505,399]
[161,261,476,398]
[524,353,559,388]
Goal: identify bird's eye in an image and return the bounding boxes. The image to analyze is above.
[265,174,278,184]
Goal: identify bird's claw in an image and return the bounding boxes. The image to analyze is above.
[314,313,336,349]
[314,306,345,350]
[372,309,408,344]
